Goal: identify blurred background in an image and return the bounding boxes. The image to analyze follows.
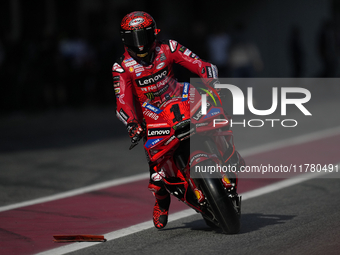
[0,0,340,114]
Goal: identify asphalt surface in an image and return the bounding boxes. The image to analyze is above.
[66,176,340,255]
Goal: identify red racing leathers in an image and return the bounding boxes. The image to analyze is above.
[112,39,242,199]
[112,39,218,127]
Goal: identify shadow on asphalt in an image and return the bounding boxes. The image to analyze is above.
[158,213,296,234]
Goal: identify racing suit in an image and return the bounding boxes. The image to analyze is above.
[112,39,218,197]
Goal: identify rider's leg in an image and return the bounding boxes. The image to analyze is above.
[148,165,171,229]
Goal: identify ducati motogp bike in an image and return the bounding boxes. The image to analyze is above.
[130,77,243,234]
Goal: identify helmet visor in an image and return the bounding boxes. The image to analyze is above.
[122,27,155,49]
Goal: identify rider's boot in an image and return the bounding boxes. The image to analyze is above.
[148,182,171,229]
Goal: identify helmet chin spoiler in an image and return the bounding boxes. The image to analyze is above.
[126,42,156,65]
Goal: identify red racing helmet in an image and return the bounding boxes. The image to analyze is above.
[120,11,160,62]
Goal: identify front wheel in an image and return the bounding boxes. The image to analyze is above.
[195,160,241,234]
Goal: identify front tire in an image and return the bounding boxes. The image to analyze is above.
[195,160,240,234]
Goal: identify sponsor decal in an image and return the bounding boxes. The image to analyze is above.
[156,76,169,88]
[156,62,165,69]
[135,68,144,73]
[156,46,161,52]
[129,67,134,72]
[112,63,124,73]
[147,123,169,128]
[134,64,144,73]
[113,82,120,88]
[203,107,221,119]
[194,188,204,203]
[143,109,159,120]
[160,53,167,61]
[124,58,133,62]
[136,72,142,77]
[144,92,154,100]
[211,64,218,78]
[173,119,190,130]
[184,48,192,56]
[189,87,196,103]
[125,60,137,67]
[196,122,209,127]
[169,40,178,53]
[201,67,205,74]
[114,88,120,94]
[129,18,144,26]
[151,169,165,181]
[119,94,125,104]
[179,46,186,52]
[206,66,213,78]
[164,135,176,145]
[119,108,129,121]
[145,138,163,148]
[113,76,120,82]
[190,153,209,166]
[116,110,127,125]
[159,97,178,109]
[182,82,190,101]
[142,102,163,114]
[136,67,168,87]
[190,53,198,59]
[147,127,171,137]
[144,84,169,100]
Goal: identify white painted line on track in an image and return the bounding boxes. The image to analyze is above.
[35,168,338,255]
[0,172,149,213]
[1,125,340,213]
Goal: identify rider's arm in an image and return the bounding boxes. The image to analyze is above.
[165,40,218,84]
[112,60,144,142]
[112,60,138,126]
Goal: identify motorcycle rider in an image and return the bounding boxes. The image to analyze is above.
[112,11,225,229]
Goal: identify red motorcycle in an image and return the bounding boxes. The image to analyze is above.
[130,77,243,234]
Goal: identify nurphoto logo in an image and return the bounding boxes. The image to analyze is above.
[200,84,312,128]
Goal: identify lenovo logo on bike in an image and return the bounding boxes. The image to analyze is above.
[136,67,168,87]
[147,128,171,137]
[200,84,312,128]
[193,102,211,121]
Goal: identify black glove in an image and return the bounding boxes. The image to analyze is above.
[127,121,144,143]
